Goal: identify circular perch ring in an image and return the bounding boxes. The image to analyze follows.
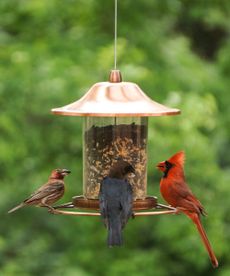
[72,195,158,211]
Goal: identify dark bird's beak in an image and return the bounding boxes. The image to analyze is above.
[61,169,71,175]
[128,165,135,178]
[130,166,135,174]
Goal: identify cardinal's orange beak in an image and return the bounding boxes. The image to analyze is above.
[156,161,165,172]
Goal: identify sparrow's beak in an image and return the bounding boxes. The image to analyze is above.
[61,169,71,176]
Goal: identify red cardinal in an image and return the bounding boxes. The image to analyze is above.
[157,151,218,268]
[8,168,71,213]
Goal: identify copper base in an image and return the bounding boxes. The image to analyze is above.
[71,195,157,211]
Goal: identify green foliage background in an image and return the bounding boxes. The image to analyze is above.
[0,0,230,275]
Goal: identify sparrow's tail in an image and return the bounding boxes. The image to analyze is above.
[8,203,25,214]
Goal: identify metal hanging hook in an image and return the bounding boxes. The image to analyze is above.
[114,0,118,70]
[109,0,122,83]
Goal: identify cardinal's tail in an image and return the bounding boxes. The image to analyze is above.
[108,218,122,247]
[191,213,218,268]
[8,203,25,214]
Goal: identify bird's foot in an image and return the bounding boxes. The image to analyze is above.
[48,207,60,215]
[174,207,186,214]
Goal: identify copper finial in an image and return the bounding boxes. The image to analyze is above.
[109,70,122,83]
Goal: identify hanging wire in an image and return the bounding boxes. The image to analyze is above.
[114,0,118,69]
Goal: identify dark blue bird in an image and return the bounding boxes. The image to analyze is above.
[99,159,135,247]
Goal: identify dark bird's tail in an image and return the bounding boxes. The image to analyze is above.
[8,203,25,214]
[108,219,122,247]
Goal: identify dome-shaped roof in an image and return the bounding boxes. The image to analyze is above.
[51,70,180,117]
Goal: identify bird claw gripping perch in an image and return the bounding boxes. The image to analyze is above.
[48,207,61,215]
[173,207,186,214]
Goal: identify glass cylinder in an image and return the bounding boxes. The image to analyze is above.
[83,117,148,199]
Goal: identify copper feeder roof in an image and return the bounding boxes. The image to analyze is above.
[51,70,180,117]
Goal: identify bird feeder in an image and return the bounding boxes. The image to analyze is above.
[51,70,180,217]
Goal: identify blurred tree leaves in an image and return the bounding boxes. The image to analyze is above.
[0,0,230,275]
